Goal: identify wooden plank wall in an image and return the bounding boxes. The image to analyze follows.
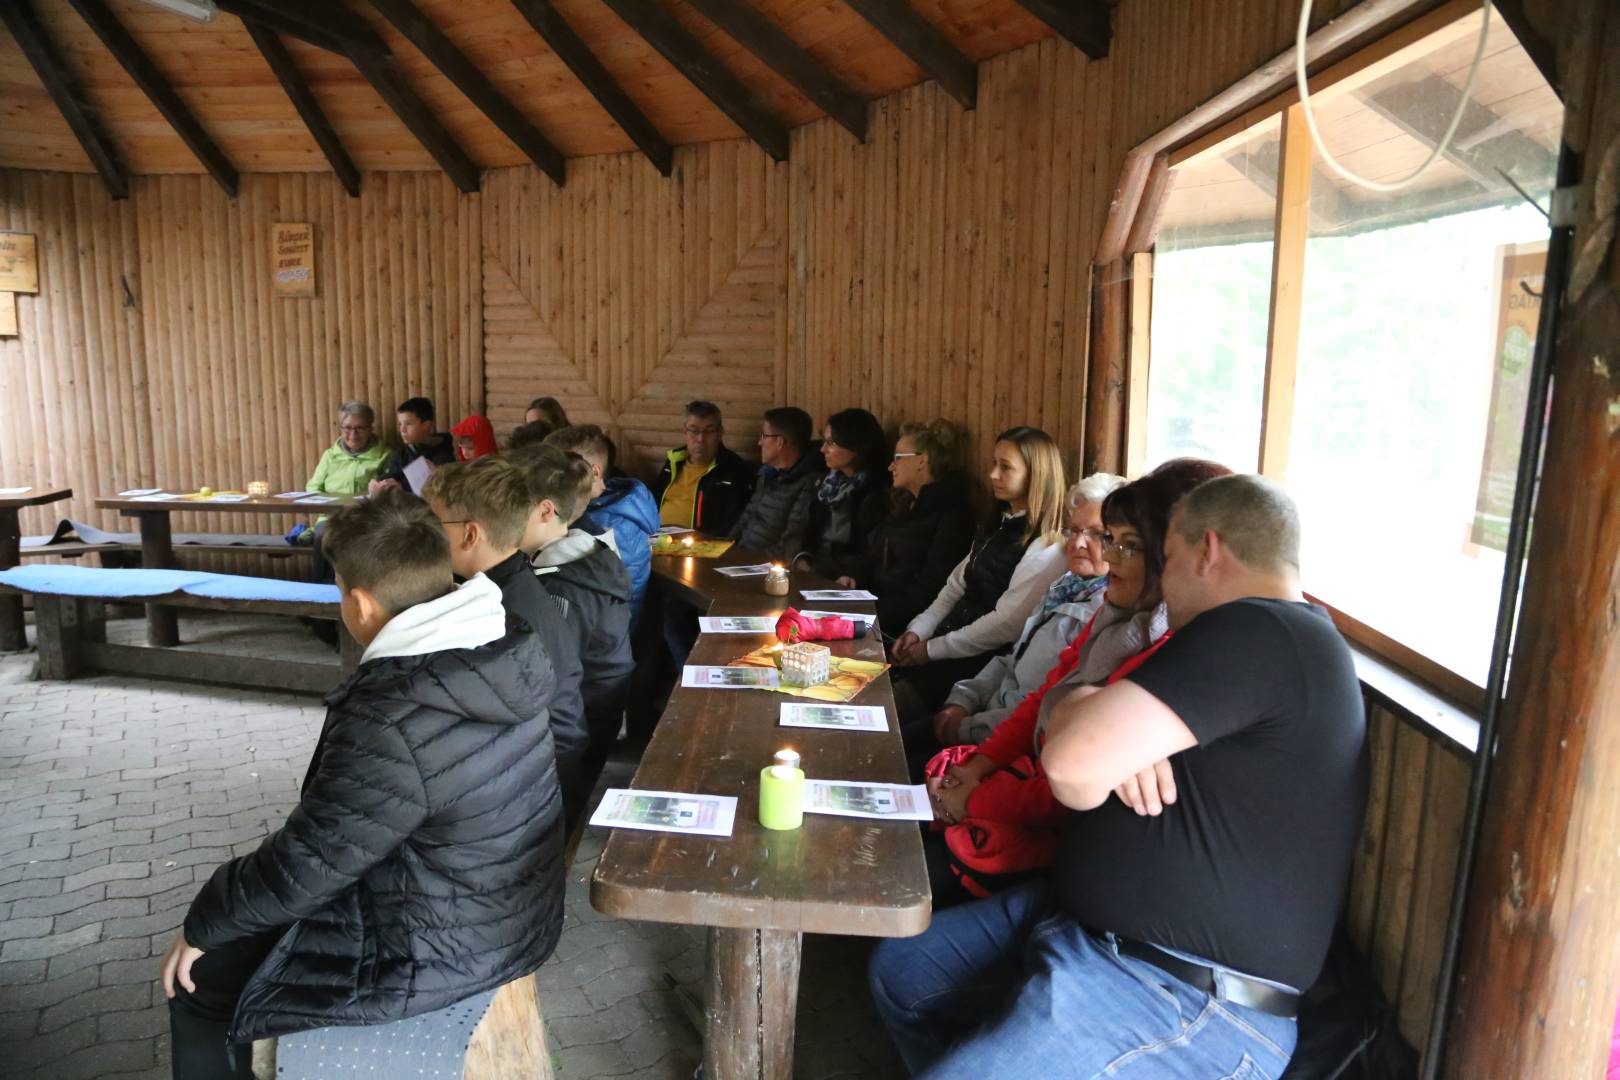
[1347,704,1473,1057]
[0,170,480,572]
[483,0,1362,487]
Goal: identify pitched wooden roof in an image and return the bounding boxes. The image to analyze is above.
[0,0,1102,190]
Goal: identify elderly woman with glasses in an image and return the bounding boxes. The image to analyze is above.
[921,457,1232,904]
[919,472,1127,754]
[306,400,388,498]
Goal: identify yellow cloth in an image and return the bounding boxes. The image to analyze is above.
[659,460,709,528]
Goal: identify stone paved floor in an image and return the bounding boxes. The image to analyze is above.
[0,612,904,1079]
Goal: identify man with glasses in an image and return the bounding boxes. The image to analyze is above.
[727,406,821,561]
[650,400,755,536]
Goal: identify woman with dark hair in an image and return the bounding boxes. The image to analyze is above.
[921,457,1232,904]
[795,408,892,578]
[834,418,977,633]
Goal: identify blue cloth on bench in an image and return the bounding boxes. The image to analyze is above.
[23,519,305,549]
[0,565,340,605]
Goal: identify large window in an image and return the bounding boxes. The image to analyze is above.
[1141,7,1561,693]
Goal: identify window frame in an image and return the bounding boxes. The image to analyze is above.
[1114,0,1550,715]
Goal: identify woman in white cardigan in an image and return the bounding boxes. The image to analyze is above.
[889,427,1070,750]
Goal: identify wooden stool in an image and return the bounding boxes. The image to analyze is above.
[464,973,553,1079]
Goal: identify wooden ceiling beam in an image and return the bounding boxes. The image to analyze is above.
[365,0,565,186]
[347,47,483,193]
[67,0,238,196]
[0,0,129,199]
[215,0,383,57]
[843,0,976,110]
[685,0,867,141]
[244,22,361,198]
[508,0,672,176]
[598,0,790,162]
[1011,0,1112,60]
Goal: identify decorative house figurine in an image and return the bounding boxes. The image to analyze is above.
[778,641,830,687]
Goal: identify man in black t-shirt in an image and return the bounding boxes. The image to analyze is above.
[869,475,1368,1079]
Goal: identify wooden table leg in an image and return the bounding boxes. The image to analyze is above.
[703,926,802,1080]
[135,510,179,647]
[0,507,23,652]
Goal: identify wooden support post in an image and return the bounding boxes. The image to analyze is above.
[1009,0,1111,60]
[33,595,84,681]
[135,511,180,648]
[704,926,801,1080]
[1259,105,1312,482]
[0,507,22,652]
[1123,252,1153,478]
[1083,258,1128,476]
[1440,5,1620,1075]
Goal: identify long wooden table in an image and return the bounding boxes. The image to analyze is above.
[592,546,930,1080]
[93,492,355,646]
[1,486,72,651]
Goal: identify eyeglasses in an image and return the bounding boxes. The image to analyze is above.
[684,426,721,438]
[759,432,784,442]
[821,436,841,449]
[339,423,372,433]
[1060,526,1108,543]
[892,451,920,460]
[1101,539,1145,563]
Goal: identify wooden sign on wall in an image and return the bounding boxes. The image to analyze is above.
[272,222,316,298]
[0,232,38,294]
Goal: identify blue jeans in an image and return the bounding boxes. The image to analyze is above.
[869,880,1297,1079]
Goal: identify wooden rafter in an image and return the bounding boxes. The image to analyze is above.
[348,47,483,193]
[215,0,382,57]
[685,0,867,141]
[843,0,976,110]
[508,0,672,176]
[365,0,565,186]
[599,0,790,162]
[1011,0,1112,60]
[244,22,361,197]
[0,0,129,198]
[68,0,239,196]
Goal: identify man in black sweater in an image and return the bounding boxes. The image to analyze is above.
[161,490,565,1078]
[422,457,590,824]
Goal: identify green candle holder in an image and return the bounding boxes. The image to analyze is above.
[758,752,804,831]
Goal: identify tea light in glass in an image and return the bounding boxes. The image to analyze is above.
[779,641,830,687]
[764,563,790,596]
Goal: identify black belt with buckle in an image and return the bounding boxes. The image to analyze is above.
[1113,936,1301,1019]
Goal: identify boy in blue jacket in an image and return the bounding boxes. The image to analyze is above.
[545,424,658,627]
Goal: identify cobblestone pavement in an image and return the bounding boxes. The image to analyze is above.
[0,612,905,1079]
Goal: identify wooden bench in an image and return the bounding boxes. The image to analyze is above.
[22,540,314,560]
[1,582,357,695]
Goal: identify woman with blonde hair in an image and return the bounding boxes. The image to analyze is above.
[889,426,1069,730]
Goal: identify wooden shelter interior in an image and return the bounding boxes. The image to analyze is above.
[1,0,1617,1076]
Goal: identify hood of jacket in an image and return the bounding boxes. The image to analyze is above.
[359,572,507,666]
[532,530,633,604]
[450,415,499,460]
[591,477,660,534]
[761,448,825,484]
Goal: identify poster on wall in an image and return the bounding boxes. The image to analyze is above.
[0,232,38,294]
[272,222,316,298]
[0,292,15,337]
[1470,240,1547,552]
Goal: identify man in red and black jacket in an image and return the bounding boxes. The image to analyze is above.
[650,400,755,537]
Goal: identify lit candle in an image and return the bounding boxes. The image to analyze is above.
[764,562,789,596]
[681,535,695,547]
[759,748,804,831]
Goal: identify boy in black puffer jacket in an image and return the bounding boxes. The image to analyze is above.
[512,444,636,789]
[160,490,566,1079]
